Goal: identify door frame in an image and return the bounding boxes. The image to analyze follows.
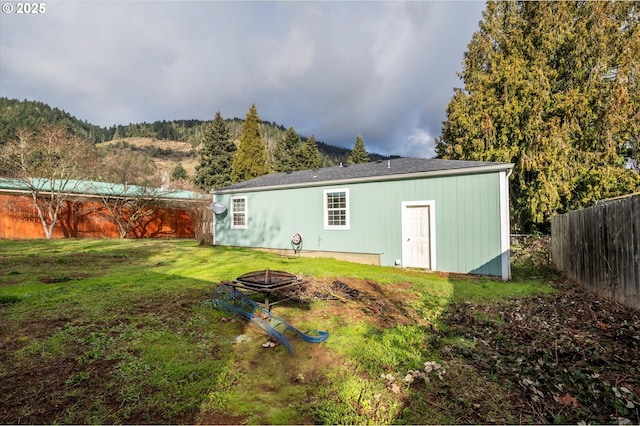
[401,200,436,270]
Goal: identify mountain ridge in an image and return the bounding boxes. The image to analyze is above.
[0,97,396,182]
[0,97,393,165]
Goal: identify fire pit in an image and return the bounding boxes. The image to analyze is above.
[222,269,304,311]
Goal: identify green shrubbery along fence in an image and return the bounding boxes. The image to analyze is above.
[551,193,640,310]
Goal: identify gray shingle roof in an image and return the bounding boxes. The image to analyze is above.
[212,157,513,194]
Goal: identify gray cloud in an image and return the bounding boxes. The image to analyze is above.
[0,1,485,157]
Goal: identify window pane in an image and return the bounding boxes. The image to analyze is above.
[326,193,335,208]
[327,192,346,209]
[327,209,346,226]
[233,213,245,226]
[233,199,245,210]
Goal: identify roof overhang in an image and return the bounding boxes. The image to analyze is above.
[211,163,514,195]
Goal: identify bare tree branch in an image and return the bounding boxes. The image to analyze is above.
[0,126,98,239]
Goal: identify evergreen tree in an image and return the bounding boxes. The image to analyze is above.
[347,135,370,164]
[231,104,268,182]
[273,127,303,172]
[193,111,235,190]
[171,163,188,181]
[435,0,640,233]
[300,135,322,169]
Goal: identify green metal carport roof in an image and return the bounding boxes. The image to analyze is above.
[0,177,207,201]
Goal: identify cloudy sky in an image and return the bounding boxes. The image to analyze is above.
[0,1,486,157]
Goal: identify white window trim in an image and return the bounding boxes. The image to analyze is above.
[230,196,248,229]
[323,188,350,230]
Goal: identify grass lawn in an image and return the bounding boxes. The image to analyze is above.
[3,238,632,424]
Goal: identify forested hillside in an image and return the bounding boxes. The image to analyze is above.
[0,97,108,144]
[0,97,369,166]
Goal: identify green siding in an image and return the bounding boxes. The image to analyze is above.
[214,171,505,276]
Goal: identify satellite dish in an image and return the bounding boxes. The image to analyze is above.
[210,202,227,215]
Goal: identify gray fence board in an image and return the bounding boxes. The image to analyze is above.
[551,193,640,310]
[635,196,640,305]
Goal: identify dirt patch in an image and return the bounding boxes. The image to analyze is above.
[0,336,125,424]
[128,288,209,325]
[194,411,249,425]
[38,273,91,283]
[0,317,75,361]
[130,289,203,314]
[278,277,419,328]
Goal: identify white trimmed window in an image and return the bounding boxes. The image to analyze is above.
[231,196,247,229]
[324,189,350,230]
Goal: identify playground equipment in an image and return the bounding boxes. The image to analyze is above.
[211,284,328,353]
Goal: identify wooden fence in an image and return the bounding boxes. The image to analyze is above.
[0,194,197,240]
[551,193,640,310]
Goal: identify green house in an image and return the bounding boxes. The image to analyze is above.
[211,157,514,280]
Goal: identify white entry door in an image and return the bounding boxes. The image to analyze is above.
[402,201,434,269]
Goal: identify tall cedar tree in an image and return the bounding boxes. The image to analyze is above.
[273,127,304,172]
[231,104,268,183]
[301,135,322,169]
[194,111,236,190]
[435,1,640,233]
[348,135,370,164]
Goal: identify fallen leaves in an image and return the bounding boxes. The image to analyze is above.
[556,393,580,408]
[438,282,640,424]
[381,361,447,395]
